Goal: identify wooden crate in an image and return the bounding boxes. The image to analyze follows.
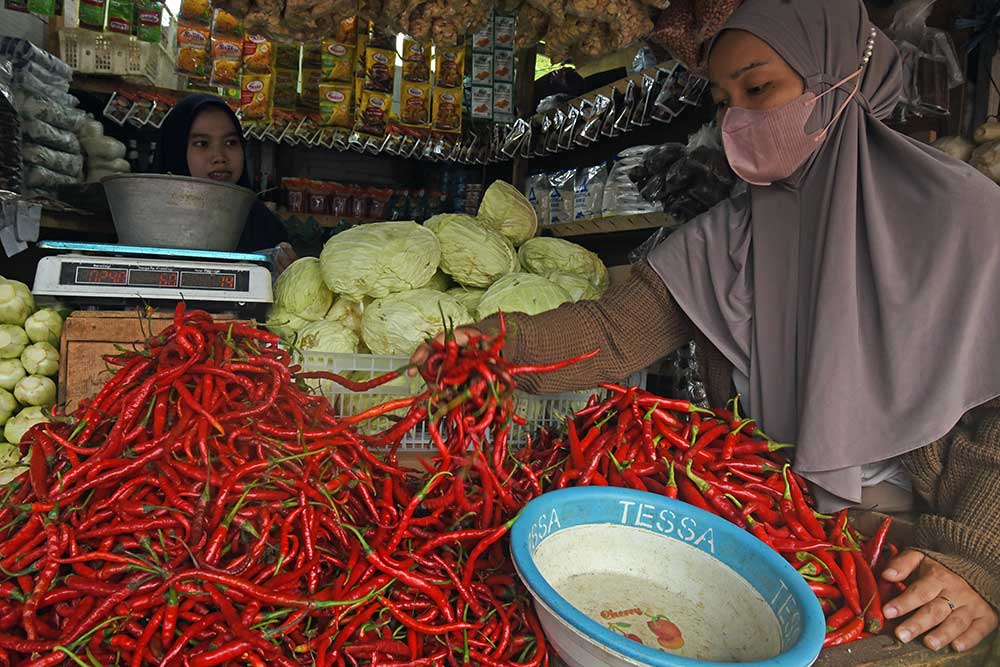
[57,310,236,413]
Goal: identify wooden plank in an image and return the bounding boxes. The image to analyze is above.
[40,209,114,235]
[547,213,676,238]
[816,634,992,667]
[71,73,186,99]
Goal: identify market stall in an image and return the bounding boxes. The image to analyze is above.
[2,0,1000,663]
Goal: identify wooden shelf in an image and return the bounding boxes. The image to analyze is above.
[546,213,676,238]
[70,73,188,100]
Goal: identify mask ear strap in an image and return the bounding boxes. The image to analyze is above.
[815,67,863,136]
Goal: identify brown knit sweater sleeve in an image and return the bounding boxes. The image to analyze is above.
[479,262,694,394]
[902,398,1000,609]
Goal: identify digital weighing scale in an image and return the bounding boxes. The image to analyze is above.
[32,241,274,319]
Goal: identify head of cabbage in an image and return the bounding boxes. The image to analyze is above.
[4,405,47,445]
[272,257,335,321]
[320,222,441,301]
[362,289,472,356]
[478,181,538,247]
[547,272,604,301]
[446,287,486,313]
[518,237,609,293]
[295,320,359,354]
[476,273,572,320]
[325,297,364,337]
[428,214,518,288]
[422,270,454,292]
[265,308,311,342]
[23,308,63,346]
[0,279,35,326]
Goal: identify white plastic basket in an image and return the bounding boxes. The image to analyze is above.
[59,29,167,85]
[299,351,645,451]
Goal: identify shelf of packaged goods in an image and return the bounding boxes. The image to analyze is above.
[275,209,379,228]
[70,73,187,100]
[545,212,676,238]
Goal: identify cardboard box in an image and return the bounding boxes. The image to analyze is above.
[58,310,237,413]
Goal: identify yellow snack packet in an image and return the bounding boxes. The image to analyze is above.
[319,83,354,128]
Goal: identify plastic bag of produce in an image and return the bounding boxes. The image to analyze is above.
[547,169,576,224]
[22,142,83,177]
[87,158,131,174]
[319,222,441,301]
[80,135,127,160]
[477,273,572,319]
[428,213,518,288]
[14,92,85,132]
[78,118,105,139]
[22,118,80,154]
[362,289,472,356]
[518,237,609,293]
[477,180,538,246]
[524,174,550,227]
[26,164,78,188]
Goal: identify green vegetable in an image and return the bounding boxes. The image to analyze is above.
[446,287,486,313]
[0,388,16,427]
[4,406,47,445]
[296,320,359,354]
[0,325,28,359]
[477,180,539,247]
[0,279,34,326]
[265,308,310,341]
[0,441,27,486]
[325,297,364,337]
[422,270,454,292]
[429,214,519,288]
[23,308,63,346]
[517,237,609,293]
[362,289,472,356]
[319,222,441,301]
[547,272,603,301]
[13,375,56,407]
[0,359,25,392]
[476,273,572,319]
[21,342,59,377]
[272,257,335,321]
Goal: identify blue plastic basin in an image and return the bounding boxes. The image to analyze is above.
[510,487,825,667]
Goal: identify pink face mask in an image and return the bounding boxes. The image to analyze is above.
[721,67,863,186]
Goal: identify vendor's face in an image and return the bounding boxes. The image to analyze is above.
[187,108,244,184]
[708,30,805,114]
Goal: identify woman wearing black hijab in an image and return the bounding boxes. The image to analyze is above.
[156,93,296,272]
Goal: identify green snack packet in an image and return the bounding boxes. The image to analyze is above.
[137,1,162,42]
[78,0,106,29]
[106,0,134,34]
[26,0,55,16]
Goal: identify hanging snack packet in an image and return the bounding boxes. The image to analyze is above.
[103,91,134,125]
[148,96,171,128]
[78,0,105,28]
[275,41,299,70]
[364,47,394,93]
[333,15,356,44]
[240,72,273,120]
[243,34,275,74]
[355,90,390,136]
[432,87,462,133]
[26,0,56,15]
[321,39,354,82]
[300,67,322,109]
[177,23,210,78]
[302,41,322,69]
[434,47,464,89]
[212,8,241,36]
[106,0,134,35]
[401,37,430,83]
[178,0,209,24]
[355,30,367,78]
[273,67,298,111]
[137,1,163,42]
[399,83,431,127]
[210,34,243,88]
[319,83,353,128]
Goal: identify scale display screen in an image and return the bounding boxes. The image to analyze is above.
[61,263,248,292]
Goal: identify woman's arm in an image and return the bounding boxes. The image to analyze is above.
[888,400,1000,650]
[479,262,694,394]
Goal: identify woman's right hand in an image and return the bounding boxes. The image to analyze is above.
[408,327,484,376]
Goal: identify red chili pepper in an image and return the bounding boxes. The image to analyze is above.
[865,516,892,572]
[685,461,746,527]
[823,617,864,648]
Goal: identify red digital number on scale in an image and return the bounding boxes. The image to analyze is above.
[159,272,179,287]
[82,268,128,285]
[220,274,235,289]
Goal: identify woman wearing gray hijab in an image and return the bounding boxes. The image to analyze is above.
[414,0,1000,653]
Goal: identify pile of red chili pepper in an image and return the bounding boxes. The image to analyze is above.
[0,305,576,667]
[518,384,906,649]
